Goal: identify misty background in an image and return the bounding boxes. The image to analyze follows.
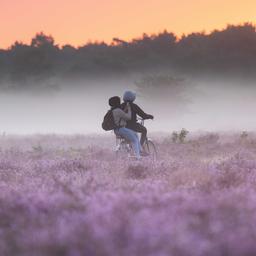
[1,23,256,134]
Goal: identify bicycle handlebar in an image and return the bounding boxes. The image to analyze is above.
[137,117,153,122]
[137,117,152,121]
[137,117,154,127]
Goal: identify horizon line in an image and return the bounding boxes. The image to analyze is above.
[1,21,255,50]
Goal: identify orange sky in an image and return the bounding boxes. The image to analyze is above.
[0,0,256,49]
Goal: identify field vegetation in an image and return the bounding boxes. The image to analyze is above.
[0,132,256,255]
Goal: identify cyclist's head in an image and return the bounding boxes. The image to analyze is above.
[123,91,136,103]
[109,96,121,107]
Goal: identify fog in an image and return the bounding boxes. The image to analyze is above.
[0,77,256,135]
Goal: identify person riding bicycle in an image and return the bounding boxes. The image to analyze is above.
[108,96,141,160]
[121,91,154,146]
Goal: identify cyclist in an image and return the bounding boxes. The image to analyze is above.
[108,96,141,160]
[121,91,154,146]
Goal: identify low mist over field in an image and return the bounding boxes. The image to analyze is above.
[1,76,256,134]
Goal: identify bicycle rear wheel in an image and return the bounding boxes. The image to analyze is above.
[143,139,157,160]
[116,141,132,159]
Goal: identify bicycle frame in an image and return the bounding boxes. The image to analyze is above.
[115,118,157,160]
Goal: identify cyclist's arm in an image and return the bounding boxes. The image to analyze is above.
[133,104,153,119]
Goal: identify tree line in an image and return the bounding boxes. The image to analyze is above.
[1,23,256,88]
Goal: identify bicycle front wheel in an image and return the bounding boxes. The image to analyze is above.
[143,139,157,160]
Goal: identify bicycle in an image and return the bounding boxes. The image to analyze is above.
[115,118,157,160]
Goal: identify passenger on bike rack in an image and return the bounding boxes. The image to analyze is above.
[108,96,142,160]
[121,91,154,147]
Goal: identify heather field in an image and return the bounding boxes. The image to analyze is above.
[1,132,256,256]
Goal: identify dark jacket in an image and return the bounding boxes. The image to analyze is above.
[120,102,153,125]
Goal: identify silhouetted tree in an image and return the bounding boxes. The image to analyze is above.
[7,33,59,90]
[31,32,55,48]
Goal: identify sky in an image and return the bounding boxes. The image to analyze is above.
[1,0,256,49]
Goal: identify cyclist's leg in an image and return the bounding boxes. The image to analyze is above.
[115,128,141,159]
[126,123,147,146]
[139,125,147,146]
[134,132,142,153]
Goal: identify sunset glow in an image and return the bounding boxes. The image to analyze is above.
[1,0,256,48]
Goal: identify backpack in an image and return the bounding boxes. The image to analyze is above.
[102,110,116,131]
